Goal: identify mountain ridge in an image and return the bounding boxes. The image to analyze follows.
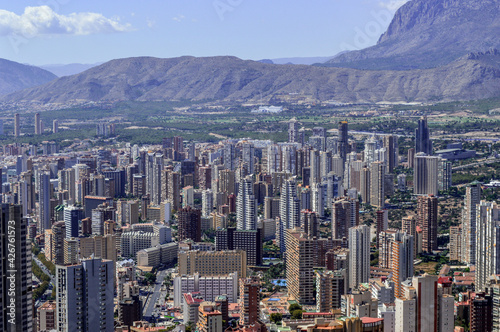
[325,0,500,70]
[3,52,500,104]
[0,59,57,96]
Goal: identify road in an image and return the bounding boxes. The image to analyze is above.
[452,157,498,171]
[143,269,168,319]
[32,254,55,287]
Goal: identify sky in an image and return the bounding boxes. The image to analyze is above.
[0,0,409,66]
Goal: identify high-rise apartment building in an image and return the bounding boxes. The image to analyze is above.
[64,205,83,238]
[348,225,370,290]
[236,176,257,230]
[415,116,432,155]
[279,178,300,252]
[35,112,42,135]
[241,143,255,175]
[332,199,353,240]
[370,161,386,208]
[178,206,202,242]
[215,227,262,266]
[418,195,438,253]
[14,113,20,137]
[383,135,398,173]
[56,258,114,332]
[288,119,299,143]
[449,225,462,262]
[51,221,66,265]
[52,119,59,133]
[315,269,347,312]
[470,292,493,332]
[475,201,500,292]
[239,278,260,326]
[414,153,439,196]
[38,171,51,232]
[461,181,481,265]
[285,229,316,305]
[0,204,33,331]
[338,121,349,162]
[301,210,318,239]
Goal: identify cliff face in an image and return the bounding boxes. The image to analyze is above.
[326,0,500,70]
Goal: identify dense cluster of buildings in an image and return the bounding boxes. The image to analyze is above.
[0,113,497,332]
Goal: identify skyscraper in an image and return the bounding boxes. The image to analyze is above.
[370,161,385,208]
[51,221,66,265]
[239,278,260,326]
[382,135,398,173]
[0,204,33,331]
[52,119,59,133]
[474,201,500,292]
[415,116,432,155]
[35,112,42,135]
[56,258,114,332]
[38,171,51,232]
[301,210,318,239]
[315,270,347,312]
[338,121,348,162]
[236,176,257,230]
[279,178,300,230]
[223,143,236,171]
[461,181,481,265]
[64,205,83,238]
[146,152,164,205]
[348,225,370,290]
[215,227,263,266]
[241,143,255,175]
[285,229,316,305]
[14,113,20,137]
[413,153,439,196]
[418,195,438,253]
[332,199,353,240]
[288,119,299,143]
[390,233,414,298]
[470,292,493,332]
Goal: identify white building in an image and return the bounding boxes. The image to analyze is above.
[236,176,257,230]
[348,225,370,290]
[475,201,500,291]
[174,272,238,306]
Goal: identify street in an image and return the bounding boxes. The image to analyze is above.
[143,269,168,320]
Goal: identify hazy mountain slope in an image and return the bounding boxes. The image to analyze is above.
[0,59,57,96]
[3,52,500,104]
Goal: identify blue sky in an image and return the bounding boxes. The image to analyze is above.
[0,0,408,66]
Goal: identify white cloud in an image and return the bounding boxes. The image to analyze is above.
[379,0,409,12]
[172,15,185,22]
[0,6,132,37]
[147,18,156,29]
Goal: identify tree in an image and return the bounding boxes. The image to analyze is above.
[144,272,156,285]
[270,313,283,324]
[288,303,302,314]
[291,310,303,320]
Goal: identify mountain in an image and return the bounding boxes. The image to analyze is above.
[41,62,103,77]
[325,0,500,70]
[0,59,57,96]
[3,53,500,104]
[270,56,334,65]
